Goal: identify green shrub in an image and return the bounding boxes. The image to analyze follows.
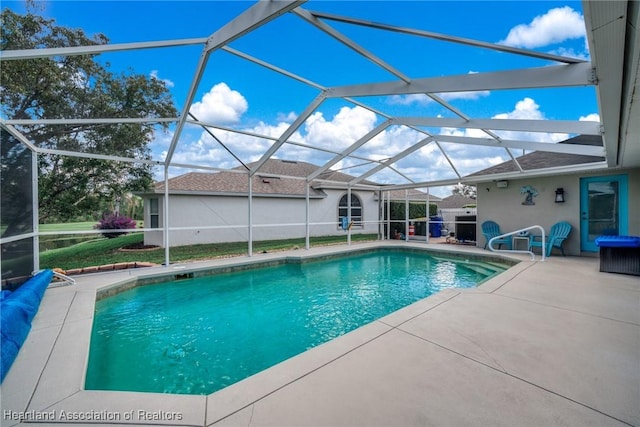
[95,214,137,238]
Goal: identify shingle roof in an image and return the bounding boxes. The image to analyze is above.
[437,194,476,209]
[153,159,376,197]
[467,135,605,177]
[384,189,442,202]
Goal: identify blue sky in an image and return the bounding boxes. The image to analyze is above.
[5,1,598,194]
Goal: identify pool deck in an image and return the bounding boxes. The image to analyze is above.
[1,241,639,426]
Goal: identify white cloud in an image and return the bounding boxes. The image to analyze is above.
[492,97,567,142]
[440,91,490,102]
[579,113,600,122]
[388,91,490,106]
[493,97,544,120]
[547,47,589,61]
[150,70,175,88]
[388,94,431,106]
[304,106,378,149]
[189,83,248,124]
[500,6,585,48]
[277,111,298,122]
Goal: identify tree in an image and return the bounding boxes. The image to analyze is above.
[452,183,477,199]
[1,8,177,222]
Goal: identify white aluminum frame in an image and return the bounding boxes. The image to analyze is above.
[1,0,630,268]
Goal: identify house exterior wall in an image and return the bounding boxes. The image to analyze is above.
[143,189,380,247]
[475,168,640,255]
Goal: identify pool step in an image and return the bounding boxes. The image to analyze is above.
[434,257,508,277]
[462,262,506,277]
[431,255,507,277]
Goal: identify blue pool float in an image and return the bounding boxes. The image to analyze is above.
[1,269,53,382]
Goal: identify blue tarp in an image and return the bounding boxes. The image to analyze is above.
[1,269,53,382]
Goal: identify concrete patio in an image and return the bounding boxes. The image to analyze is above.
[1,241,638,426]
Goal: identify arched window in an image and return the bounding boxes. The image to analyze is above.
[338,193,362,228]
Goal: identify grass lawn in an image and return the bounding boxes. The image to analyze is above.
[39,233,379,271]
[39,221,144,232]
[39,222,98,232]
[38,221,145,252]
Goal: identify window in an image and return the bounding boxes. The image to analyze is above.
[149,198,159,228]
[338,193,362,228]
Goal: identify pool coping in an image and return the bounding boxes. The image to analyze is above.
[1,241,525,426]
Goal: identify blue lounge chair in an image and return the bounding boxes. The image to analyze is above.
[529,221,572,257]
[481,220,511,250]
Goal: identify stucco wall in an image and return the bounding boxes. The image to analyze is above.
[143,189,380,247]
[476,168,639,255]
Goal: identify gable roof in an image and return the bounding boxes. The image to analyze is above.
[383,189,442,203]
[438,194,476,209]
[151,159,377,197]
[467,135,605,177]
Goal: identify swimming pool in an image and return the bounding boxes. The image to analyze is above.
[85,249,507,395]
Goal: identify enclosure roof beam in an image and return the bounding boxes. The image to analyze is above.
[386,161,609,191]
[0,38,207,61]
[38,147,164,166]
[222,46,325,91]
[432,134,606,156]
[397,117,602,135]
[1,124,38,152]
[205,1,306,52]
[326,62,594,98]
[433,140,462,180]
[293,7,411,83]
[2,117,179,125]
[308,9,587,65]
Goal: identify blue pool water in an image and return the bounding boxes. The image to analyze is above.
[85,250,505,395]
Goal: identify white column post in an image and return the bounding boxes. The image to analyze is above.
[347,186,352,245]
[163,167,170,267]
[32,150,40,272]
[426,188,430,243]
[386,191,390,240]
[404,190,409,241]
[305,184,310,250]
[248,174,253,257]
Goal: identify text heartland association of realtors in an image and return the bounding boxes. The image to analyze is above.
[3,409,184,422]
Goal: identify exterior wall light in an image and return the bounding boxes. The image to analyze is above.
[555,188,565,203]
